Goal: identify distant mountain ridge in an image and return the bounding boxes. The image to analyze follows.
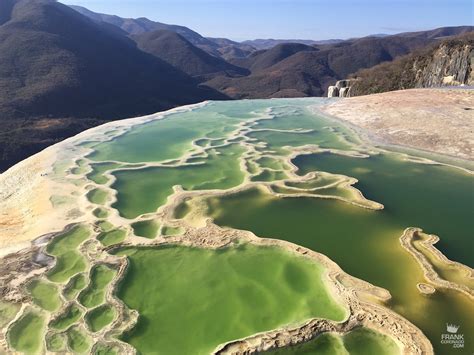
[229,43,318,72]
[70,5,254,58]
[205,28,474,99]
[241,38,343,50]
[132,30,249,80]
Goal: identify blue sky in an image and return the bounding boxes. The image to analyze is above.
[61,0,474,41]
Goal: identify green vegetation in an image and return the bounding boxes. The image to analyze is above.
[87,188,109,205]
[8,309,46,353]
[80,264,116,308]
[67,326,92,353]
[86,305,116,332]
[28,279,61,311]
[98,229,127,246]
[63,273,87,300]
[50,304,83,330]
[115,244,346,355]
[131,220,160,239]
[47,225,90,283]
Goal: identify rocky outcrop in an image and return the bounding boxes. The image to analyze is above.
[414,43,473,87]
[345,33,474,96]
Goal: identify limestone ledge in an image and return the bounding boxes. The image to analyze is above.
[400,228,474,299]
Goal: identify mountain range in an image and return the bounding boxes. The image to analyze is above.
[68,6,473,98]
[205,29,474,98]
[70,5,256,59]
[0,0,472,171]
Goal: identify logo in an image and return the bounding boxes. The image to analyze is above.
[446,324,460,334]
[441,324,464,349]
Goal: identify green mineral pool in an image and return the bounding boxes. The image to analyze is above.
[66,326,92,353]
[0,301,20,328]
[86,188,109,205]
[50,303,83,330]
[46,332,67,352]
[111,144,245,218]
[86,305,116,332]
[114,244,347,355]
[131,220,160,239]
[7,98,472,355]
[87,162,122,185]
[28,279,61,312]
[47,225,90,283]
[63,273,87,300]
[8,309,46,353]
[203,152,474,354]
[79,264,117,308]
[86,102,252,163]
[98,229,127,246]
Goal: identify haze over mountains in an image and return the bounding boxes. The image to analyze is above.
[0,0,472,170]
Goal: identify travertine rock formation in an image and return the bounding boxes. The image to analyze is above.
[414,43,473,87]
[345,33,474,96]
[327,80,356,97]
